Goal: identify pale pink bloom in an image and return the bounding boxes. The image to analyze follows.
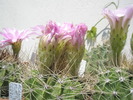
[33,21,59,44]
[33,21,88,46]
[71,24,88,46]
[58,23,74,34]
[103,5,133,31]
[32,25,45,36]
[0,28,32,47]
[57,23,87,46]
[55,23,74,42]
[32,21,59,36]
[44,21,59,35]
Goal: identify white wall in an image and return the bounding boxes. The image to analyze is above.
[0,0,133,60]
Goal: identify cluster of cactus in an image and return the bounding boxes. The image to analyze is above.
[0,61,21,97]
[23,72,86,100]
[91,67,133,100]
[0,4,132,100]
[36,21,87,76]
[84,43,133,100]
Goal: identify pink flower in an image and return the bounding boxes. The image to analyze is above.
[32,21,59,35]
[59,23,87,46]
[103,5,133,31]
[33,21,60,44]
[34,21,88,47]
[71,24,87,46]
[0,28,32,47]
[58,23,74,34]
[55,23,74,42]
[37,21,88,75]
[103,5,133,66]
[32,25,45,36]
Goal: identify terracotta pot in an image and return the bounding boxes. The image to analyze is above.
[0,98,8,100]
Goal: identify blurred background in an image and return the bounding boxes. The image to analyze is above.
[0,0,133,60]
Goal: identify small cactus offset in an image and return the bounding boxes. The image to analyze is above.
[92,67,133,100]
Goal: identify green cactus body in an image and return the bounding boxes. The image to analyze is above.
[12,40,22,59]
[38,35,85,76]
[38,35,56,74]
[92,67,133,100]
[61,78,84,100]
[110,28,127,66]
[0,62,20,97]
[37,22,87,76]
[23,77,45,100]
[85,44,112,75]
[54,40,85,76]
[67,44,85,76]
[53,39,69,74]
[23,75,84,100]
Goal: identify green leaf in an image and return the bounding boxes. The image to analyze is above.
[87,26,97,40]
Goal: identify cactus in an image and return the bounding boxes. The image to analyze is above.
[84,36,133,100]
[0,61,21,97]
[23,73,85,100]
[54,42,85,76]
[92,67,133,100]
[35,21,87,76]
[84,43,113,74]
[110,30,127,66]
[0,49,22,97]
[38,35,56,74]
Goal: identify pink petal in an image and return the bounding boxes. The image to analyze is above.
[103,9,116,29]
[0,40,11,48]
[122,5,133,28]
[0,32,10,39]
